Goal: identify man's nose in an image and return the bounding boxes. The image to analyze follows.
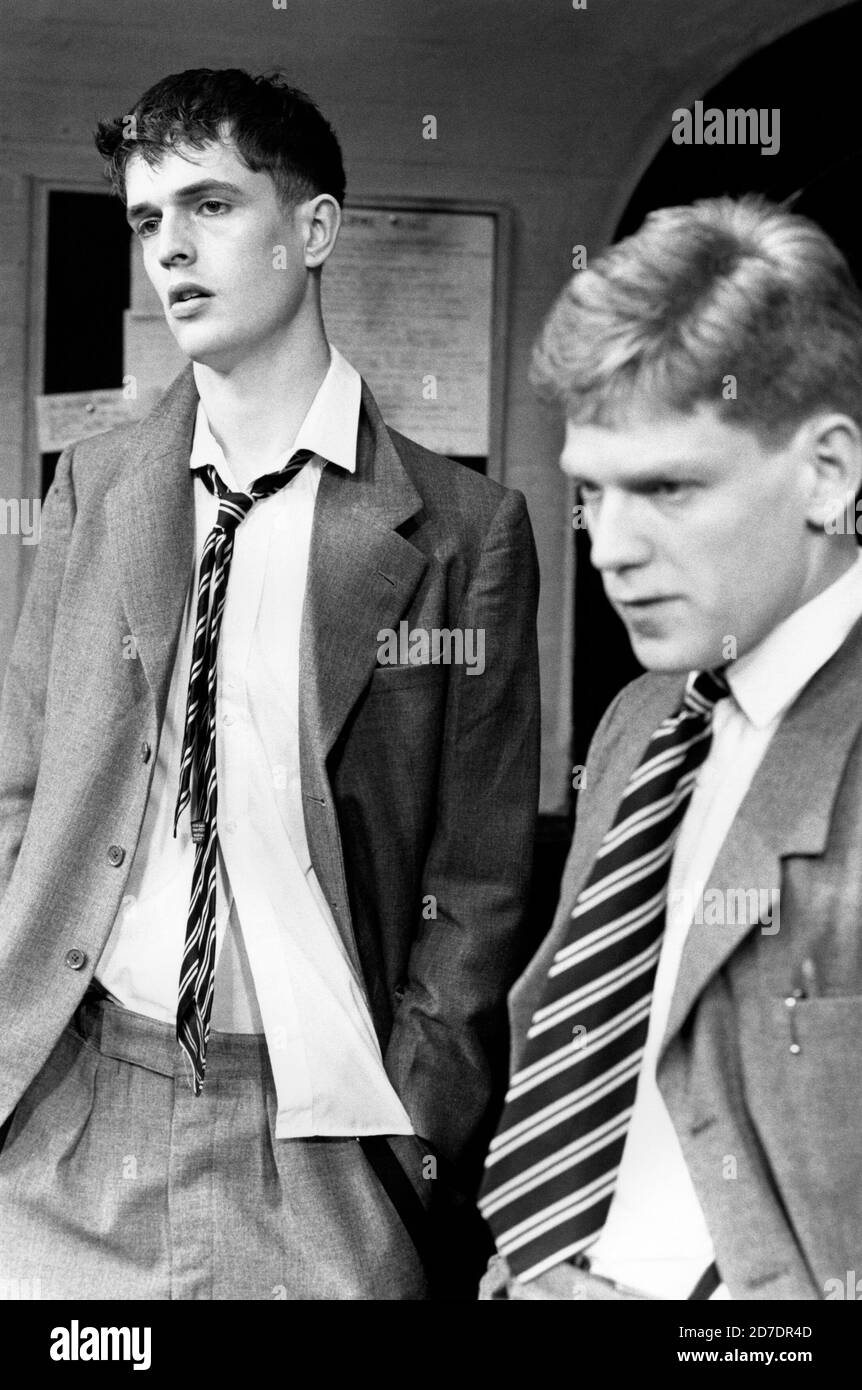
[587,491,652,574]
[157,212,196,269]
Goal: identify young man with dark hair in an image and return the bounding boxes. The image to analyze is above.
[0,68,540,1301]
[480,195,862,1301]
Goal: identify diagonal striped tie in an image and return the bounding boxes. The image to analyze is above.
[172,448,314,1094]
[479,668,729,1282]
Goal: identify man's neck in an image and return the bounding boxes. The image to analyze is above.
[192,318,332,477]
[798,538,861,609]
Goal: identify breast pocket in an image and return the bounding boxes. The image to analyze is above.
[738,993,862,1272]
[739,992,862,1116]
[367,663,450,695]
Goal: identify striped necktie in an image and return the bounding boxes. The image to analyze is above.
[172,448,314,1093]
[479,668,729,1282]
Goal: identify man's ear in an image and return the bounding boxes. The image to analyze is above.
[299,194,341,270]
[801,413,862,529]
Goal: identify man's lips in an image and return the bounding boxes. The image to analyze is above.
[610,595,679,607]
[167,283,213,307]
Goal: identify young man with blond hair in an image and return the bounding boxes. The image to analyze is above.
[481,195,862,1301]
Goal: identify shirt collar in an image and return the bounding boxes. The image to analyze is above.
[189,345,361,486]
[723,552,862,728]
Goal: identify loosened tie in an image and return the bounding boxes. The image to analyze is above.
[173,449,314,1094]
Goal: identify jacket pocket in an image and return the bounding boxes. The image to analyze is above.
[737,993,862,1284]
[368,664,449,695]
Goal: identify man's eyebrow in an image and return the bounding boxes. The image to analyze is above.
[563,457,713,485]
[125,180,246,225]
[625,459,709,479]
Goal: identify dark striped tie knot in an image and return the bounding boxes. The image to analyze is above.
[215,490,255,535]
[197,451,315,536]
[684,667,729,715]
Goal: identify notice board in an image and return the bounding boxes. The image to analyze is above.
[323,202,506,464]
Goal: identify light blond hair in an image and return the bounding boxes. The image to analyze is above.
[531,195,862,441]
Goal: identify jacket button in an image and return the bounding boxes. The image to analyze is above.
[107,844,125,867]
[140,741,152,763]
[65,948,87,970]
[394,982,406,1002]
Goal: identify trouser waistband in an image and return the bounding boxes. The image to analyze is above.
[72,984,269,1081]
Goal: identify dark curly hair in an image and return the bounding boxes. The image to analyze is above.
[94,67,346,209]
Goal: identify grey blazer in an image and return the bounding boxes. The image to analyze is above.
[0,366,540,1194]
[510,624,862,1300]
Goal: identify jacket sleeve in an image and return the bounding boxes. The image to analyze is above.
[383,487,541,1192]
[0,449,76,914]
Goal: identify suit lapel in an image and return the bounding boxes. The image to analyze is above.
[660,616,862,1057]
[104,366,198,724]
[297,382,428,972]
[299,381,428,763]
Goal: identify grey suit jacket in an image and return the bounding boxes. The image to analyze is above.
[511,622,862,1299]
[0,365,540,1193]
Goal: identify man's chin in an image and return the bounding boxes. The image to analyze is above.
[626,631,717,674]
[168,329,238,370]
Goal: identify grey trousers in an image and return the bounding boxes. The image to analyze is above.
[0,995,430,1300]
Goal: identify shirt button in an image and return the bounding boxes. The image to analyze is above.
[64,948,87,970]
[140,741,152,763]
[224,820,237,834]
[107,844,125,867]
[223,712,235,727]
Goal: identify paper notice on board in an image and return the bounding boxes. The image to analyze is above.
[323,209,495,457]
[35,389,141,453]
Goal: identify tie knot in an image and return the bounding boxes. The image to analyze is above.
[683,667,730,715]
[197,448,315,534]
[214,487,254,534]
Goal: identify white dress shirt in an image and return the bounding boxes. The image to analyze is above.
[588,552,862,1299]
[97,346,414,1139]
